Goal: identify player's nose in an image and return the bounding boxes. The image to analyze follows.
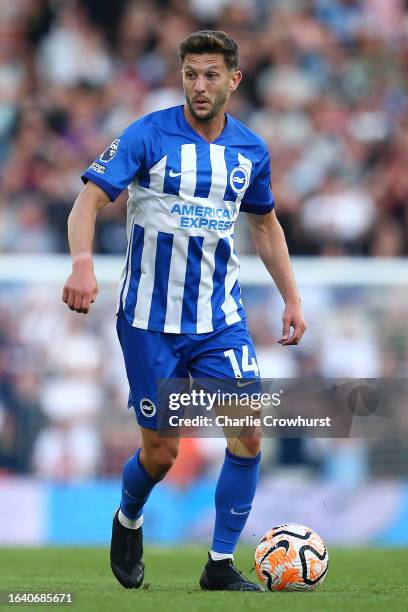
[193,76,206,92]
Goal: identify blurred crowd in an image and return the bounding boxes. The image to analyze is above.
[1,282,407,482]
[1,0,408,484]
[1,0,408,256]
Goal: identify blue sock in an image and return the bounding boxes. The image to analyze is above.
[120,448,159,519]
[211,448,261,554]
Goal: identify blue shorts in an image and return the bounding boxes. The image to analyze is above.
[116,309,261,430]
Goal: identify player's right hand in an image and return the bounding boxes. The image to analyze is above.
[62,257,98,314]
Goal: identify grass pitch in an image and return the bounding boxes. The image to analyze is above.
[1,546,407,611]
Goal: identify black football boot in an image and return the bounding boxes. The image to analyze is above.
[110,509,144,589]
[199,554,264,592]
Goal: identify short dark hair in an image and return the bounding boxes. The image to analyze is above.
[179,30,239,71]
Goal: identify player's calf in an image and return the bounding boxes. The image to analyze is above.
[110,432,179,589]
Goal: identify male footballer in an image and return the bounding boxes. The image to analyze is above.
[63,30,306,592]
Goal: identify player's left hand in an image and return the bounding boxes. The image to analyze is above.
[278,302,307,346]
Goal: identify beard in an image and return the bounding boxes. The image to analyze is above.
[186,89,229,122]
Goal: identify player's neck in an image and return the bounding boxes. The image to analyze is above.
[183,106,227,143]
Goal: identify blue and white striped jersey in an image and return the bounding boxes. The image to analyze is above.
[82,105,274,334]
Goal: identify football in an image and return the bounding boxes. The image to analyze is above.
[255,523,329,591]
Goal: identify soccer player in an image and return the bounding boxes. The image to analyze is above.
[63,30,306,591]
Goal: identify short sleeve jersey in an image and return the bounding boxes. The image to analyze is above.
[82,105,274,334]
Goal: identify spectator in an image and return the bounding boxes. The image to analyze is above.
[0,0,406,256]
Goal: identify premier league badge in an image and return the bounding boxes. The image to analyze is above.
[100,138,120,163]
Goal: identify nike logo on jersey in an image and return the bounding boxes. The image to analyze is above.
[230,508,250,515]
[169,168,195,177]
[236,380,256,387]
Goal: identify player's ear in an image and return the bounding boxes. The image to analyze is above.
[230,70,242,91]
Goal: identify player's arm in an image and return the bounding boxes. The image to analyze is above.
[62,182,110,314]
[246,209,306,346]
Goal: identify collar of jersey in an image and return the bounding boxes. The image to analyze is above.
[178,105,231,144]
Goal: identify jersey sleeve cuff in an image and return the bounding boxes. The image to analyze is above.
[81,172,122,201]
[239,200,275,215]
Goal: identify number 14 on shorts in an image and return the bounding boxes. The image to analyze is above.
[224,345,259,378]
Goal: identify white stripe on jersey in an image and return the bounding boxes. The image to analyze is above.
[208,144,228,202]
[119,218,135,312]
[149,155,167,194]
[196,238,217,333]
[221,236,241,326]
[163,233,189,333]
[179,143,197,200]
[132,229,158,328]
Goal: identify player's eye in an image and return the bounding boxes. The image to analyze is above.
[207,73,218,79]
[185,72,195,79]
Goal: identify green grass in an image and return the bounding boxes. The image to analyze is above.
[1,547,407,611]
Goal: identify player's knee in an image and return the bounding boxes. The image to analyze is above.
[147,441,179,477]
[239,428,262,457]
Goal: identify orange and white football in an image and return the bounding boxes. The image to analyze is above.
[255,523,329,591]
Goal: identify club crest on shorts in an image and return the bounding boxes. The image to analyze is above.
[100,138,120,163]
[230,165,249,194]
[139,398,156,418]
